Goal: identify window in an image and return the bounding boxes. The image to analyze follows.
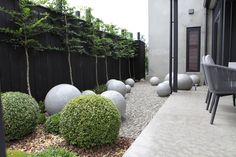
[186,27,201,72]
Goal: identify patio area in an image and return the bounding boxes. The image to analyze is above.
[123,86,236,157]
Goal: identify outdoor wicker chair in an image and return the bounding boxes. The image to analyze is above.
[203,63,236,124]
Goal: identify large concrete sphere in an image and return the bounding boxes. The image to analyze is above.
[126,85,131,93]
[178,74,193,90]
[106,79,118,86]
[150,77,160,86]
[82,90,96,95]
[45,84,81,115]
[156,83,171,97]
[101,90,126,119]
[125,78,135,87]
[164,73,174,81]
[107,80,127,96]
[190,75,201,86]
[162,81,170,85]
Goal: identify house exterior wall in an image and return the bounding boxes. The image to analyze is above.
[148,0,211,80]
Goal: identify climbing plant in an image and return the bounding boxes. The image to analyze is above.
[0,0,51,95]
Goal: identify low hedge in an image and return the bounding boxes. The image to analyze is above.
[44,112,61,134]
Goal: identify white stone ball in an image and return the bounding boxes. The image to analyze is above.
[126,85,131,93]
[45,84,81,115]
[82,90,96,95]
[178,74,193,90]
[190,75,201,85]
[107,80,127,96]
[101,90,126,119]
[162,81,170,85]
[150,77,160,86]
[106,79,118,86]
[125,78,135,87]
[156,83,171,97]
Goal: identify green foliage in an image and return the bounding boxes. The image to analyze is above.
[37,113,46,125]
[94,84,107,94]
[0,1,51,50]
[44,113,61,134]
[2,92,39,141]
[38,101,45,113]
[7,150,29,157]
[33,147,77,157]
[60,95,121,148]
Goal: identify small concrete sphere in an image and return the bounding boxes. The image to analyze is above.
[82,90,96,95]
[162,81,170,85]
[150,77,160,86]
[190,75,201,86]
[106,79,118,86]
[178,74,193,90]
[45,84,81,115]
[101,90,126,119]
[107,80,127,96]
[126,85,131,93]
[156,83,171,97]
[125,78,135,87]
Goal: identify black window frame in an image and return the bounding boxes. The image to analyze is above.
[186,26,201,72]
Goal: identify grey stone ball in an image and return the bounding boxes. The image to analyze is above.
[162,81,170,85]
[106,79,118,86]
[45,84,81,115]
[164,73,174,81]
[101,90,126,119]
[125,78,135,87]
[190,75,201,85]
[150,77,160,86]
[82,90,96,95]
[107,80,127,96]
[126,85,131,93]
[156,83,171,97]
[178,74,193,90]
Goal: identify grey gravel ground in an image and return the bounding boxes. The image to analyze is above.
[119,80,167,139]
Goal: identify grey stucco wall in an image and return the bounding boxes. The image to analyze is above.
[148,0,211,81]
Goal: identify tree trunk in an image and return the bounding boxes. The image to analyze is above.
[119,58,122,80]
[105,56,109,81]
[25,47,31,96]
[95,55,99,87]
[128,58,131,78]
[65,15,74,85]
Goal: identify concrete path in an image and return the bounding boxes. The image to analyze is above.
[123,87,236,157]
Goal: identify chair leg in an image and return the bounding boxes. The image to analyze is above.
[206,92,212,110]
[233,95,236,107]
[205,90,210,103]
[210,95,220,124]
[209,94,216,113]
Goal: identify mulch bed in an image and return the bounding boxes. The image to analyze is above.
[7,125,134,157]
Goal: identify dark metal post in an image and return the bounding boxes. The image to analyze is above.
[205,8,208,55]
[137,32,141,40]
[173,0,178,92]
[221,0,226,65]
[229,0,233,61]
[0,78,6,157]
[169,0,173,93]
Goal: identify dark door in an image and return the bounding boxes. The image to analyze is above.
[186,27,201,72]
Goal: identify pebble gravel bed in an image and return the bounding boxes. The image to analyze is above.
[119,80,167,139]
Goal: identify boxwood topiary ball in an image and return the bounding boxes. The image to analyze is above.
[60,95,121,148]
[45,84,81,115]
[2,92,39,141]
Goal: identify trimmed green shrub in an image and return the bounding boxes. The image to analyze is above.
[37,113,46,125]
[60,95,121,148]
[7,149,29,157]
[2,92,39,141]
[94,84,107,94]
[33,147,77,157]
[44,113,61,134]
[38,101,45,113]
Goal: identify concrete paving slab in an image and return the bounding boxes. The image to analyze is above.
[123,87,236,157]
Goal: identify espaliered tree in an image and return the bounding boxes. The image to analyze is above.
[0,0,50,95]
[113,29,135,80]
[48,0,85,85]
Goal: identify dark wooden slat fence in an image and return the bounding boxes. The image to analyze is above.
[0,0,145,101]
